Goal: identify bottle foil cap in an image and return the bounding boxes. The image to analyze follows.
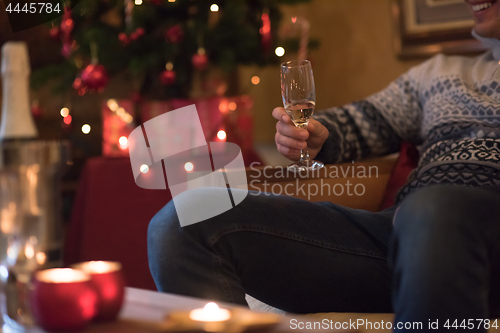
[1,42,31,75]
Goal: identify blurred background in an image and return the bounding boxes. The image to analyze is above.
[0,0,423,168]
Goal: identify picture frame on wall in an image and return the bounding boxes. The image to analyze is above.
[392,0,489,58]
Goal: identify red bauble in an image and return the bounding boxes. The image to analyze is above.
[164,25,184,43]
[192,52,208,71]
[135,27,145,36]
[130,31,140,41]
[118,33,129,45]
[72,77,88,96]
[49,26,60,41]
[159,70,176,85]
[81,64,109,91]
[31,102,43,119]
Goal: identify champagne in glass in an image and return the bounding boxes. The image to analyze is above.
[285,101,315,128]
[280,60,324,171]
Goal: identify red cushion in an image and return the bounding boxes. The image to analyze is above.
[379,142,419,210]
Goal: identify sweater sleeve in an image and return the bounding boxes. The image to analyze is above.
[313,71,423,164]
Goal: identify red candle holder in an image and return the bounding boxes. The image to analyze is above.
[72,261,125,321]
[30,268,98,332]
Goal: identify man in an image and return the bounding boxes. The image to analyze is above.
[148,1,500,331]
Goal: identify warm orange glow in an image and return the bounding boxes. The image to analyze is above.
[25,243,34,259]
[189,302,231,322]
[228,102,237,111]
[291,17,297,23]
[119,136,128,149]
[251,76,260,85]
[184,162,194,172]
[73,261,122,274]
[36,268,90,283]
[107,99,119,111]
[36,252,46,265]
[63,115,72,125]
[82,124,91,134]
[275,47,285,57]
[217,130,226,141]
[140,164,149,174]
[60,107,69,117]
[218,100,229,113]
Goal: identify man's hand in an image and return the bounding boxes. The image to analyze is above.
[273,107,329,161]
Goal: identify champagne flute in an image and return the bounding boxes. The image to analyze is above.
[280,60,324,171]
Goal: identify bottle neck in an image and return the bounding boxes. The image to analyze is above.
[0,71,38,141]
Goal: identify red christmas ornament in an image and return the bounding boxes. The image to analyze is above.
[192,49,208,71]
[60,18,74,35]
[72,77,87,96]
[31,101,43,119]
[49,26,61,41]
[118,33,129,46]
[159,70,176,85]
[260,12,272,53]
[135,27,145,36]
[81,64,109,91]
[164,25,184,44]
[130,31,140,41]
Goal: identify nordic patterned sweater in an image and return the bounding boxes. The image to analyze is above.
[313,32,500,204]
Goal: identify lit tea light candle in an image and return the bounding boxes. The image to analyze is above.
[189,302,231,322]
[30,268,98,332]
[72,261,125,321]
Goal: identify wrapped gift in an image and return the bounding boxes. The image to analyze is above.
[141,96,254,152]
[102,99,135,157]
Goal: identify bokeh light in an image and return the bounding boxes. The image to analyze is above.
[119,136,128,149]
[63,115,72,125]
[275,47,285,57]
[251,76,260,85]
[140,164,149,174]
[107,99,119,111]
[210,4,219,11]
[60,107,69,117]
[217,130,226,141]
[184,162,194,172]
[82,124,91,134]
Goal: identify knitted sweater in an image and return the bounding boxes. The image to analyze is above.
[314,32,500,203]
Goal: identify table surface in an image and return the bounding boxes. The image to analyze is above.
[8,288,352,333]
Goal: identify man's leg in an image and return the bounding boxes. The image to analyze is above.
[391,185,500,332]
[148,188,396,313]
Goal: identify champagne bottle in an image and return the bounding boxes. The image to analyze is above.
[0,42,38,140]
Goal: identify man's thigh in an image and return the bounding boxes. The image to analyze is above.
[179,189,397,313]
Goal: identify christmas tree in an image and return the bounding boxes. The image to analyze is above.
[32,0,317,100]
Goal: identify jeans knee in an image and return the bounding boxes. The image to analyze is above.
[147,200,180,260]
[394,185,493,238]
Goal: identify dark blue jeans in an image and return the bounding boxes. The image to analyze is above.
[147,185,500,332]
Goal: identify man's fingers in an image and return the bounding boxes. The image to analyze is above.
[272,107,293,124]
[275,132,307,150]
[308,118,325,137]
[276,144,301,161]
[272,107,286,121]
[276,121,309,140]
